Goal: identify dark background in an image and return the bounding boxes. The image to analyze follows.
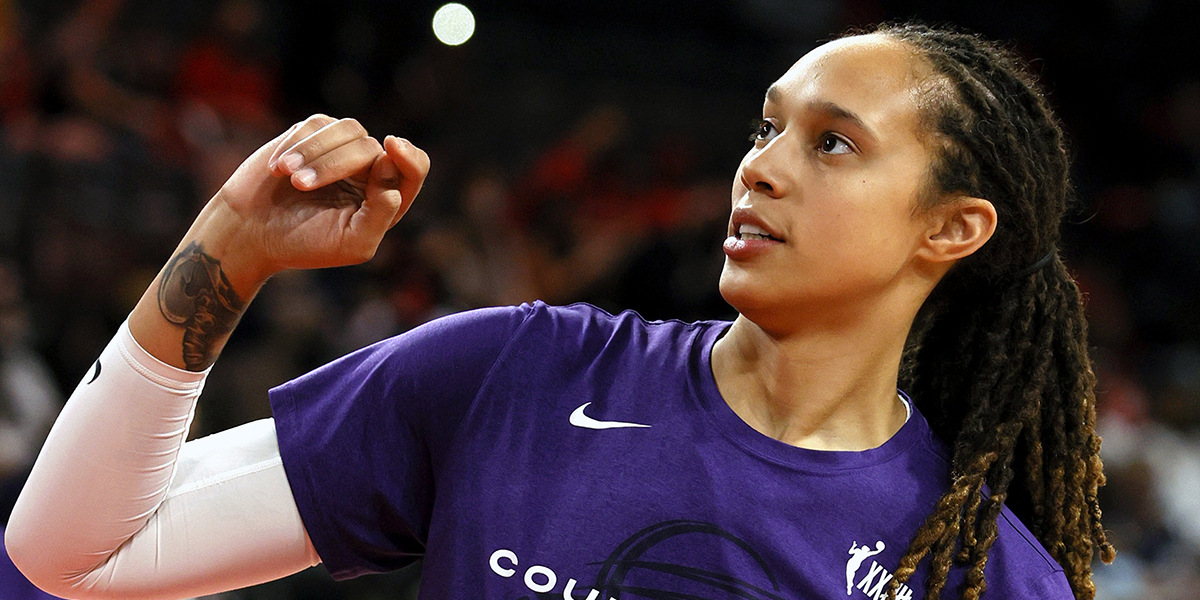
[0,0,1198,598]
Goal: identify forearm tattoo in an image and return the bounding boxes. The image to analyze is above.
[157,242,245,371]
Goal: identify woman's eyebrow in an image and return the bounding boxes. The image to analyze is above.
[808,100,879,145]
[764,87,871,130]
[807,100,870,133]
[763,86,878,144]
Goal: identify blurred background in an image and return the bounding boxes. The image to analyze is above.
[0,0,1197,598]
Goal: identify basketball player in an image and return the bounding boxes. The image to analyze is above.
[6,23,1113,600]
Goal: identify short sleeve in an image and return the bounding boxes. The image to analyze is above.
[1019,569,1074,599]
[268,304,533,579]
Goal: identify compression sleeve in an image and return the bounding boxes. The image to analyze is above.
[5,322,319,600]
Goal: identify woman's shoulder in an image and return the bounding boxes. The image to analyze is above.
[506,301,728,345]
[900,405,1073,598]
[348,301,726,373]
[529,301,723,328]
[984,506,1075,598]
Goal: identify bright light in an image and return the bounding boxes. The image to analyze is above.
[432,3,475,46]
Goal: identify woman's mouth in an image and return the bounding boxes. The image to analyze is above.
[736,223,783,242]
[724,220,784,260]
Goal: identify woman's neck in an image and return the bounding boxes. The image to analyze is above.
[710,313,911,451]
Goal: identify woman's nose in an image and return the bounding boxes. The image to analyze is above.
[738,144,787,198]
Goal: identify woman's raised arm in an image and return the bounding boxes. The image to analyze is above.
[4,115,429,599]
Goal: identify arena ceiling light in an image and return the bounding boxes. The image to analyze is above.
[432,3,475,46]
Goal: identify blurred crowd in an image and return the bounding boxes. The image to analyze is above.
[0,0,1197,598]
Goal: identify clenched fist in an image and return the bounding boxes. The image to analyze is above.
[199,114,430,289]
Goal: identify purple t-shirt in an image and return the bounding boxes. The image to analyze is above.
[269,302,1073,600]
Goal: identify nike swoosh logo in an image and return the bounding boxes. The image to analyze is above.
[87,359,102,384]
[569,402,651,430]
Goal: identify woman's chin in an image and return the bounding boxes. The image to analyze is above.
[718,265,782,318]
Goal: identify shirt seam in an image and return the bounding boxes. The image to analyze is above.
[689,324,923,475]
[439,303,540,472]
[999,507,1065,573]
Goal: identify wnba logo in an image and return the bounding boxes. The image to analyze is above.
[845,541,914,600]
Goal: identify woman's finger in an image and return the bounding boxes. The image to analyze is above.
[264,121,301,166]
[272,118,373,177]
[382,135,430,226]
[287,135,384,191]
[346,156,408,259]
[266,114,340,174]
[267,114,334,171]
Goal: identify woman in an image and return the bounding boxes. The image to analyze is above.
[5,22,1114,600]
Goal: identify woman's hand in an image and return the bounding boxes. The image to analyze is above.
[127,115,429,371]
[202,114,430,289]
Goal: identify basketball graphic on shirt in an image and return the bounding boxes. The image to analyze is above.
[588,520,786,600]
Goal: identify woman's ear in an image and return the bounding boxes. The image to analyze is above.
[918,197,997,264]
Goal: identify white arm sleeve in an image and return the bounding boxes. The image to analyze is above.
[5,321,320,600]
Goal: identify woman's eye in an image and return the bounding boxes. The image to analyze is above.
[819,134,853,155]
[749,119,778,143]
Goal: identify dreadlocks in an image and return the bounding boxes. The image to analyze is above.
[864,22,1117,600]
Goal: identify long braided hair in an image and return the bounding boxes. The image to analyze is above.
[864,23,1116,600]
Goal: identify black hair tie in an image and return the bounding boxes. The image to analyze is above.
[1014,248,1056,279]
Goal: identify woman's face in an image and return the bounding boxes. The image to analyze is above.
[720,34,940,328]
